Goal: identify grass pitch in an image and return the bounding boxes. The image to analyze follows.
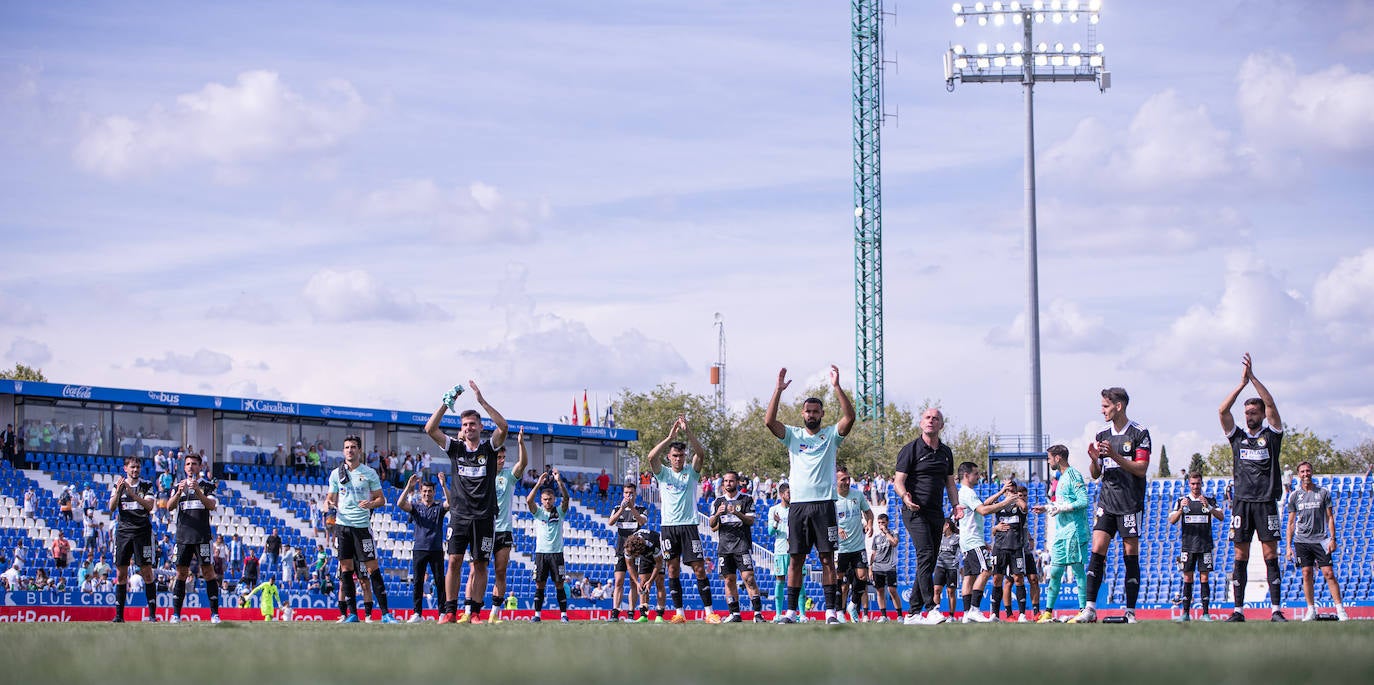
[5,620,1373,685]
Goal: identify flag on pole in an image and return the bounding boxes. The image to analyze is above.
[582,390,592,426]
[606,403,615,428]
[572,398,579,426]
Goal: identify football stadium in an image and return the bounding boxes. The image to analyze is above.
[5,0,1374,683]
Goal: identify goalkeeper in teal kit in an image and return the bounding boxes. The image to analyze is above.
[1035,444,1090,622]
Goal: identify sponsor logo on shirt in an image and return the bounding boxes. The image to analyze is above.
[455,465,484,478]
[1183,515,1209,524]
[1239,448,1269,461]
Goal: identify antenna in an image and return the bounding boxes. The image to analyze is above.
[710,313,726,414]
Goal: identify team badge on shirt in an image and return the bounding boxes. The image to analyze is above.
[1257,438,1266,448]
[1122,441,1132,452]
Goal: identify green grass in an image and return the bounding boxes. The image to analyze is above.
[4,621,1373,685]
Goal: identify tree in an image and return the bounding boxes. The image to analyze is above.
[0,363,46,382]
[1188,452,1206,477]
[1341,439,1374,473]
[1156,445,1171,478]
[1205,427,1351,474]
[613,383,730,470]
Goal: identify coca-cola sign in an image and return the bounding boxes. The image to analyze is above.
[61,386,93,399]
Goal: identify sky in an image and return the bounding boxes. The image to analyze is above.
[2,1,1373,470]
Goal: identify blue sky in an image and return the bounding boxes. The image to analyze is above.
[3,0,1373,466]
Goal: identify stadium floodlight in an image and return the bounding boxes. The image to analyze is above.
[944,0,1109,457]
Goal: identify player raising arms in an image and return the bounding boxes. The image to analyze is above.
[167,453,222,624]
[486,428,528,623]
[1070,387,1151,624]
[109,456,157,623]
[327,435,396,623]
[425,381,508,624]
[526,468,571,623]
[709,470,764,622]
[765,366,856,625]
[649,416,718,623]
[1168,472,1224,622]
[1219,354,1287,622]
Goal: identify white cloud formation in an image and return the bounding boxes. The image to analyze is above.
[301,269,448,323]
[1312,248,1374,321]
[1237,52,1374,156]
[986,299,1109,353]
[358,178,547,242]
[6,337,52,366]
[134,348,234,375]
[205,293,285,323]
[1043,202,1249,255]
[74,70,366,178]
[1044,90,1241,191]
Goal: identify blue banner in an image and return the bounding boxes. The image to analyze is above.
[0,380,637,441]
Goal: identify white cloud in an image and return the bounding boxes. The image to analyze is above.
[357,178,547,242]
[301,269,448,323]
[74,70,366,178]
[6,337,52,366]
[986,299,1109,354]
[1237,52,1374,155]
[134,348,233,375]
[1312,248,1374,321]
[1043,202,1248,255]
[1043,90,1240,191]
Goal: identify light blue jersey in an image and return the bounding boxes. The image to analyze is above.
[532,506,564,554]
[835,488,872,554]
[958,484,985,552]
[780,425,843,503]
[655,464,700,527]
[494,466,515,533]
[328,464,381,529]
[768,503,790,555]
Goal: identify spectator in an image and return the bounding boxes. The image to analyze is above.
[281,544,297,585]
[1,423,15,464]
[80,483,96,513]
[229,534,244,576]
[242,549,259,587]
[82,513,98,551]
[293,442,307,476]
[272,443,286,474]
[128,569,145,596]
[58,485,74,521]
[306,443,321,477]
[92,555,110,579]
[264,529,282,576]
[21,487,35,519]
[213,535,228,578]
[597,469,611,501]
[522,469,538,488]
[154,448,169,475]
[50,532,70,569]
[2,562,22,589]
[77,560,92,588]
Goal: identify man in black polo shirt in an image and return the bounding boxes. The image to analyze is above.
[399,473,447,623]
[425,380,508,624]
[892,408,962,625]
[1219,353,1287,622]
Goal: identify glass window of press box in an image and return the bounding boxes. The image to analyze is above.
[15,399,194,457]
[216,413,373,466]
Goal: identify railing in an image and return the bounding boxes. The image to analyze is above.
[987,434,1051,456]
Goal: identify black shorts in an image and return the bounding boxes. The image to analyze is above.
[961,548,992,578]
[447,517,494,561]
[493,530,513,552]
[533,552,565,585]
[993,549,1027,576]
[718,552,755,576]
[1180,551,1215,574]
[835,550,868,575]
[871,569,897,588]
[933,565,959,587]
[1294,542,1332,569]
[1230,500,1280,544]
[788,500,838,556]
[115,530,155,568]
[1093,508,1142,539]
[175,542,214,568]
[661,525,703,564]
[633,555,657,577]
[335,525,377,564]
[1023,551,1041,577]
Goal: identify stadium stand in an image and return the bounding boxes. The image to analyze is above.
[2,453,1370,613]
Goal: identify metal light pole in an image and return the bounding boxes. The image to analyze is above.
[944,0,1109,454]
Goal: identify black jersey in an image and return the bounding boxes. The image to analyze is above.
[1175,495,1217,553]
[630,528,661,562]
[445,437,500,522]
[1229,426,1283,503]
[937,532,960,570]
[1095,422,1151,514]
[115,479,155,534]
[894,438,955,512]
[612,504,646,540]
[174,478,217,544]
[992,503,1027,552]
[710,494,755,555]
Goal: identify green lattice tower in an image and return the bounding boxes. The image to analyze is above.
[852,0,884,423]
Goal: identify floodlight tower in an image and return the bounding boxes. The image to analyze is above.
[711,313,726,415]
[853,0,886,423]
[944,0,1109,454]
